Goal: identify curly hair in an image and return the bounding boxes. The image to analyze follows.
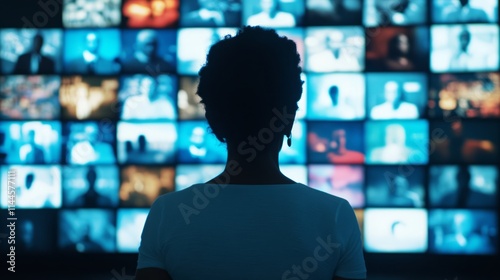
[197,26,303,144]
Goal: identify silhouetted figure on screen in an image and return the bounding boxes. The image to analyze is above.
[439,166,496,208]
[121,30,175,73]
[138,135,147,153]
[21,130,45,164]
[136,26,366,280]
[326,85,357,118]
[25,173,34,190]
[75,166,113,207]
[13,33,55,74]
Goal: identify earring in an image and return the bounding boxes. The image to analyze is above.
[287,134,292,147]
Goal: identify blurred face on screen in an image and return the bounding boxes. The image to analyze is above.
[32,35,44,54]
[199,0,218,10]
[86,33,99,53]
[384,81,401,103]
[136,30,158,57]
[28,130,36,144]
[151,0,167,16]
[385,124,406,146]
[260,0,278,14]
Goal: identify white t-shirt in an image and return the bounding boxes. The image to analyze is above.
[137,183,366,280]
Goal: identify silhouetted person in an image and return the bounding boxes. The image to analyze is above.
[121,30,175,73]
[125,140,134,153]
[138,135,147,152]
[329,85,339,106]
[136,26,366,280]
[439,166,496,207]
[21,130,45,164]
[25,173,34,190]
[13,33,55,74]
[75,166,113,207]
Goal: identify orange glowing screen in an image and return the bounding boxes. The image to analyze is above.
[123,0,179,28]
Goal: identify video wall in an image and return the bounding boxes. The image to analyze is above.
[0,0,499,256]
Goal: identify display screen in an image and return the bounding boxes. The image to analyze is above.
[0,0,498,257]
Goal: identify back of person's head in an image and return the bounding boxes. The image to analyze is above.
[197,26,302,144]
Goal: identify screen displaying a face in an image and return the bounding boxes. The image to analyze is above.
[431,24,499,73]
[365,120,429,164]
[366,73,427,119]
[307,73,365,120]
[432,0,498,24]
[305,27,365,73]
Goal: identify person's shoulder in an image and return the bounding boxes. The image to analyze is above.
[294,183,350,207]
[152,184,202,204]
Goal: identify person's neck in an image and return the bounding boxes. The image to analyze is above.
[267,10,278,19]
[207,143,295,185]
